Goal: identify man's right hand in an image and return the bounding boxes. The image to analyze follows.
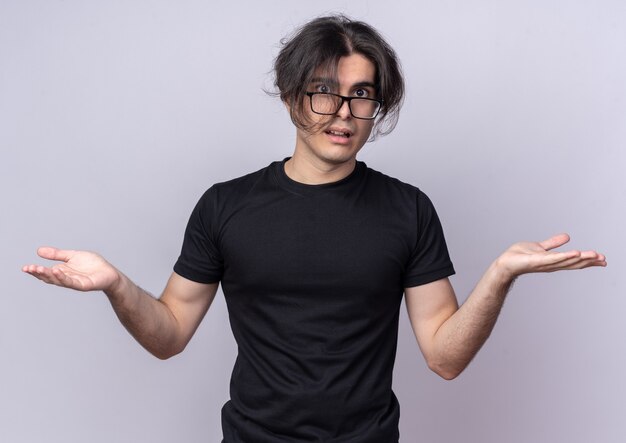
[23,246,219,359]
[22,247,121,293]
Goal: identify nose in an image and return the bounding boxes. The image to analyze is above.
[336,98,351,119]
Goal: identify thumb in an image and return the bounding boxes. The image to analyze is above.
[37,246,74,262]
[538,233,570,251]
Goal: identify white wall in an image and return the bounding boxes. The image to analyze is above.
[2,1,624,442]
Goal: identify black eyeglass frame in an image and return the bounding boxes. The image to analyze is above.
[305,92,384,120]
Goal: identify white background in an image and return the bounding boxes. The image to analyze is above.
[2,1,624,442]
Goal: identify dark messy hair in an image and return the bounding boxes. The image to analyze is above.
[273,14,404,139]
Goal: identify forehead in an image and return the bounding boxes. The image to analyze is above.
[313,53,376,86]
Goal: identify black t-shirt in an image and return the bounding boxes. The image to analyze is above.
[174,159,455,443]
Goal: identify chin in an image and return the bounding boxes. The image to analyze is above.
[318,149,359,165]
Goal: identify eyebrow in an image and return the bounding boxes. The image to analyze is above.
[310,77,376,89]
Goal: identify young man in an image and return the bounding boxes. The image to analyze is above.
[23,15,606,443]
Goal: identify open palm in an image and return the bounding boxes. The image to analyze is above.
[497,233,607,279]
[23,247,120,292]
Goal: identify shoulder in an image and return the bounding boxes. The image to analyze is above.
[213,162,277,194]
[191,161,282,222]
[362,163,424,199]
[197,161,278,202]
[361,164,442,219]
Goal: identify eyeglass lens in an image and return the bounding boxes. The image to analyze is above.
[311,94,379,119]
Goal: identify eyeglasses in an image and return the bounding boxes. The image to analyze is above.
[305,92,383,120]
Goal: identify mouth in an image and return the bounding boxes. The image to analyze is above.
[324,128,353,139]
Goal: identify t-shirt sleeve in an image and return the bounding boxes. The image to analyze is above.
[173,187,223,284]
[403,190,455,288]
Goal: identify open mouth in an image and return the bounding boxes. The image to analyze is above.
[325,129,352,138]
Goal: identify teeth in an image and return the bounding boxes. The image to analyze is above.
[329,130,349,137]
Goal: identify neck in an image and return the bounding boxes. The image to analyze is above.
[284,154,356,185]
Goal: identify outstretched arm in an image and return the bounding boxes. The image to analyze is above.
[405,234,607,380]
[23,247,218,359]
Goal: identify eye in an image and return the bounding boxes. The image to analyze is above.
[354,88,369,98]
[316,84,331,93]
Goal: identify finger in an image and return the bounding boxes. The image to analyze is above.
[23,265,62,285]
[22,264,47,275]
[579,250,599,260]
[24,265,86,289]
[579,250,608,263]
[538,250,581,267]
[585,259,608,268]
[560,259,607,271]
[545,250,605,267]
[37,247,74,262]
[543,255,607,272]
[538,233,570,251]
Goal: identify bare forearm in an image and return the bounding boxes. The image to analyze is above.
[430,261,514,379]
[414,234,606,380]
[23,247,211,359]
[105,271,182,359]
